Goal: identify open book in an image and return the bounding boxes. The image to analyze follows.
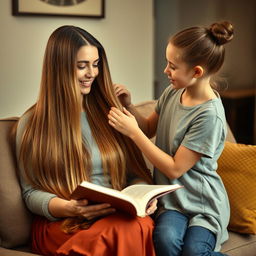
[71,181,183,217]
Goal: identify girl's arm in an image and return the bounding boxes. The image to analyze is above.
[108,107,202,179]
[127,107,159,138]
[114,84,158,138]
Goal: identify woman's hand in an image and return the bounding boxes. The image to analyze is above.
[114,84,132,108]
[108,107,140,138]
[146,199,157,215]
[49,197,115,220]
[67,199,116,220]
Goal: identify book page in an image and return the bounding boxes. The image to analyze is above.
[122,184,182,205]
[72,181,135,203]
[71,181,182,217]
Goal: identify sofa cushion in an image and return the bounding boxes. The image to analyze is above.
[0,118,32,248]
[221,231,256,255]
[217,141,256,234]
[0,246,40,256]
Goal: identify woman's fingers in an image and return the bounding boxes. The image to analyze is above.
[75,202,115,219]
[81,203,112,212]
[83,206,116,220]
[75,199,89,206]
[146,199,158,215]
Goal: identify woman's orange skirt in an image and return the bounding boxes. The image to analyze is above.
[31,213,156,256]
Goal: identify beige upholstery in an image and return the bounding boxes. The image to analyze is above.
[0,118,40,255]
[0,101,255,256]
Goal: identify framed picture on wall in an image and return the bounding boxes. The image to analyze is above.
[12,0,105,18]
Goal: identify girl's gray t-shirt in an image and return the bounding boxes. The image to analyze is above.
[154,86,229,251]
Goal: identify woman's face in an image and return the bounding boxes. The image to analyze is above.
[76,45,99,95]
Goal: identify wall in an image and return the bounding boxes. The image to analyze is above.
[154,0,178,98]
[220,0,256,89]
[0,0,153,118]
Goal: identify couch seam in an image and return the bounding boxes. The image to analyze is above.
[223,240,256,252]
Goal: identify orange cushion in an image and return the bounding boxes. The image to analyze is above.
[217,142,256,234]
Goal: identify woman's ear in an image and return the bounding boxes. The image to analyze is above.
[193,66,204,78]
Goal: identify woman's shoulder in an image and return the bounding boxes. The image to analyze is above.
[18,110,32,128]
[16,108,34,141]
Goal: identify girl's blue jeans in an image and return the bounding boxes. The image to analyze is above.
[153,210,228,256]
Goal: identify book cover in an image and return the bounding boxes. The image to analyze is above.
[71,181,183,217]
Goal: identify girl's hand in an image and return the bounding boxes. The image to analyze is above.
[108,107,140,138]
[114,84,132,108]
[146,199,157,215]
[67,199,116,220]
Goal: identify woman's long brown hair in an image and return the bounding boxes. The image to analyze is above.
[18,26,152,232]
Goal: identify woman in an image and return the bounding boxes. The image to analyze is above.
[16,25,156,256]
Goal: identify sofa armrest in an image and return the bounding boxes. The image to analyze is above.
[0,246,41,256]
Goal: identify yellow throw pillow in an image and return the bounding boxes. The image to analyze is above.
[217,142,256,234]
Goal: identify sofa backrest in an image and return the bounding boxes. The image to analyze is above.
[0,118,32,249]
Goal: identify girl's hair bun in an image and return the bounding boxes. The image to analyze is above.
[209,21,234,45]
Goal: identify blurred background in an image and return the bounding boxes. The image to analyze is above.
[0,0,255,144]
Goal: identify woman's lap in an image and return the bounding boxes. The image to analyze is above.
[31,213,155,256]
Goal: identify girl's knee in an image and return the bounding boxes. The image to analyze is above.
[182,241,221,256]
[182,242,201,256]
[153,226,183,254]
[182,226,217,256]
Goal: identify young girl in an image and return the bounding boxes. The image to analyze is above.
[108,21,233,255]
[15,25,156,256]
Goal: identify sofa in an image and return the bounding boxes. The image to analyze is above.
[0,100,256,256]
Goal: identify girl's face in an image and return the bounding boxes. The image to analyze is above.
[76,45,99,95]
[164,43,196,89]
